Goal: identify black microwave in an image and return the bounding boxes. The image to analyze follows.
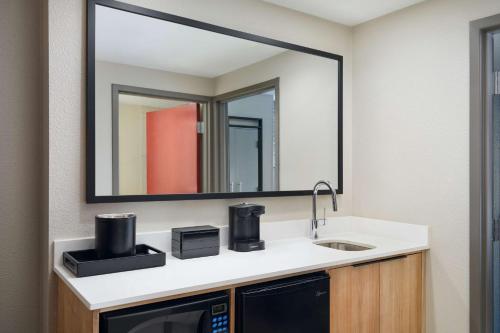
[100,291,230,333]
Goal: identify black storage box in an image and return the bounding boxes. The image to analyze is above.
[172,226,220,259]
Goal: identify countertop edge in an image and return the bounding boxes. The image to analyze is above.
[55,245,429,311]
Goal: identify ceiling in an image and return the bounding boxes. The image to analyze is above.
[259,0,427,26]
[96,5,286,78]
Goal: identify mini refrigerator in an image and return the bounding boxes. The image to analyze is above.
[236,272,330,333]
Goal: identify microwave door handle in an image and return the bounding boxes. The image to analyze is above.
[198,310,209,333]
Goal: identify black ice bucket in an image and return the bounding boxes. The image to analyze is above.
[95,213,136,259]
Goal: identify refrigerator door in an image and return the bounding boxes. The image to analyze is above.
[236,273,330,333]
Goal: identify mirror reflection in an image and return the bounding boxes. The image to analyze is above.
[94,4,340,196]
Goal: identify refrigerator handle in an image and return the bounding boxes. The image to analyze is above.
[242,278,329,298]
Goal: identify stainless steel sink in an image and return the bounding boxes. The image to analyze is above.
[315,241,375,251]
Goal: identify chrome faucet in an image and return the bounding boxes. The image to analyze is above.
[311,180,338,239]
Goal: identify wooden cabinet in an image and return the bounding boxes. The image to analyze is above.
[57,278,99,333]
[380,253,423,333]
[330,260,380,333]
[329,253,424,333]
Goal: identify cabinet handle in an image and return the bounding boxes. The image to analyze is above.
[353,255,408,267]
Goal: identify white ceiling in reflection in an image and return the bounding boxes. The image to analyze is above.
[96,5,286,78]
[259,0,427,26]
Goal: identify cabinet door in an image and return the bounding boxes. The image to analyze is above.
[379,253,423,333]
[329,262,380,333]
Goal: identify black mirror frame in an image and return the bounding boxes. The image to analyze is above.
[86,0,344,203]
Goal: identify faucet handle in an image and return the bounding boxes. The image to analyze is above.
[320,208,327,226]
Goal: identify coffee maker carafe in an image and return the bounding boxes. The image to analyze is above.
[228,203,265,252]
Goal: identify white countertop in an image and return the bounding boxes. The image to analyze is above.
[53,216,429,310]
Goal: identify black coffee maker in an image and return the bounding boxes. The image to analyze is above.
[228,203,265,252]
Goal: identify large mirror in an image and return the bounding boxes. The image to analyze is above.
[87,0,343,202]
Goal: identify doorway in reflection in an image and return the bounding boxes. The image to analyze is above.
[228,117,262,192]
[226,88,277,192]
[112,88,210,196]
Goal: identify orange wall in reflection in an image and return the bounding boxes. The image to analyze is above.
[146,103,198,194]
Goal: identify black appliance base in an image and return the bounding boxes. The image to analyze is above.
[232,240,265,252]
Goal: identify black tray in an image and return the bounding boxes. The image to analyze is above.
[63,244,166,277]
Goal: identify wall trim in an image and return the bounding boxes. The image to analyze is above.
[470,13,500,333]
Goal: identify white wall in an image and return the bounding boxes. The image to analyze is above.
[45,0,353,331]
[0,0,42,332]
[118,104,147,195]
[352,0,500,332]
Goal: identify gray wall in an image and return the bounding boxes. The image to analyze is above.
[0,0,42,332]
